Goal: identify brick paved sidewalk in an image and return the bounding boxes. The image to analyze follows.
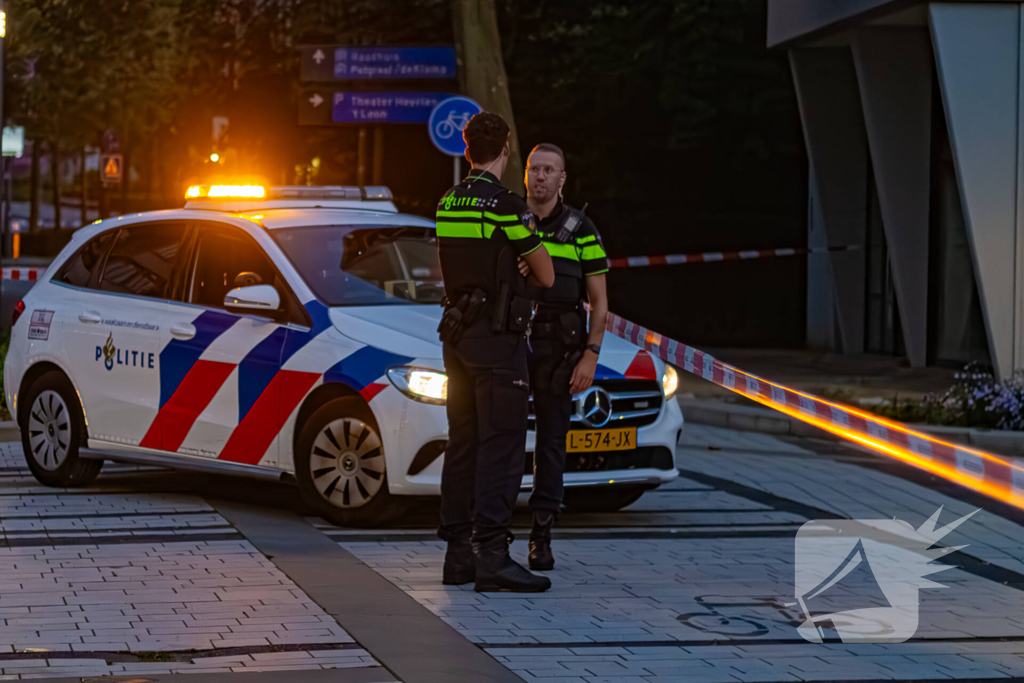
[335,426,1024,682]
[0,442,388,681]
[2,425,1023,682]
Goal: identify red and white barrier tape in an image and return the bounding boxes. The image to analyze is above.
[605,311,1024,509]
[2,268,43,282]
[608,245,860,270]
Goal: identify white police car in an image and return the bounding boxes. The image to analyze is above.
[4,185,682,526]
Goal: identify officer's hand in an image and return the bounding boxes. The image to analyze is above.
[518,258,532,277]
[570,351,599,394]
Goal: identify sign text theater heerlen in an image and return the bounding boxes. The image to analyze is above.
[332,92,452,124]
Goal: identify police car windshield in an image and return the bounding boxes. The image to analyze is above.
[272,225,444,306]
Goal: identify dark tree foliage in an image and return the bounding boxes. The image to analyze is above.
[169,0,450,192]
[500,1,807,347]
[501,0,802,208]
[4,0,808,346]
[7,0,177,159]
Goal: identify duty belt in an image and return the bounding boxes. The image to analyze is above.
[530,307,584,344]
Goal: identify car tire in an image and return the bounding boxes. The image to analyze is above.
[562,486,646,512]
[295,397,406,528]
[21,371,103,488]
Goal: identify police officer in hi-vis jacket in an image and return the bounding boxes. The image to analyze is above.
[435,113,556,592]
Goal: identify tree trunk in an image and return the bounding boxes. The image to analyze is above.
[28,139,41,232]
[452,0,524,193]
[50,142,61,231]
[80,148,88,227]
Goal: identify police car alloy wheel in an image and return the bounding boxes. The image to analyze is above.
[295,396,403,528]
[29,390,70,471]
[309,416,385,508]
[21,371,103,488]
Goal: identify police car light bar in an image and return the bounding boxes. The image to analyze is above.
[186,184,266,199]
[268,186,393,201]
[183,184,397,212]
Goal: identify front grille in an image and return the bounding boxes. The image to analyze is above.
[523,446,674,475]
[528,379,663,430]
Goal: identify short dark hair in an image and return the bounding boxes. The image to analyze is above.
[529,143,565,167]
[463,112,510,165]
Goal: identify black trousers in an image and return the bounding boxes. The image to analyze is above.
[438,331,530,545]
[527,337,575,515]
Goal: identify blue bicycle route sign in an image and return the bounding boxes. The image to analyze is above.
[428,96,483,156]
[331,92,453,123]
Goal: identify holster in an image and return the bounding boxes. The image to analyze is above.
[439,289,488,344]
[491,284,534,335]
[508,295,533,333]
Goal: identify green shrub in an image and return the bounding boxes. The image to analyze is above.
[863,362,1024,430]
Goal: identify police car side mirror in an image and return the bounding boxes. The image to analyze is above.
[224,284,282,317]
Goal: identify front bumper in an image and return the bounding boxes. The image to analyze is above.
[391,389,684,496]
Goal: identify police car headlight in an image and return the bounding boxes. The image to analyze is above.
[661,365,679,399]
[387,367,448,405]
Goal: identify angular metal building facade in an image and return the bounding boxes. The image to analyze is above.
[770,0,1024,377]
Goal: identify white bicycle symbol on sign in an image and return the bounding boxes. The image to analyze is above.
[434,110,473,139]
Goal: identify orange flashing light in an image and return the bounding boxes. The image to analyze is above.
[185,184,266,200]
[209,185,265,198]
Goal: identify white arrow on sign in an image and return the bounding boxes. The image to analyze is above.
[313,49,325,65]
[309,93,324,108]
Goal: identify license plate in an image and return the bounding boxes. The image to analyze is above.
[566,427,637,453]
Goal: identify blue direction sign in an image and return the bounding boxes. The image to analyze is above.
[428,96,483,157]
[331,92,453,124]
[301,46,456,81]
[336,47,455,79]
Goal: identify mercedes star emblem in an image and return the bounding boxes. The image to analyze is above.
[577,386,613,427]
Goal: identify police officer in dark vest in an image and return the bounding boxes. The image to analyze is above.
[519,143,609,571]
[435,113,556,592]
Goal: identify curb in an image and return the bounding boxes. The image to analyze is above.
[677,398,830,440]
[0,421,19,443]
[677,397,1024,459]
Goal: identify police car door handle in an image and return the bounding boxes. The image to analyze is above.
[170,323,196,340]
[78,311,102,324]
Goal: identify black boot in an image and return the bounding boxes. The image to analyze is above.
[473,535,551,593]
[442,536,475,586]
[529,512,555,571]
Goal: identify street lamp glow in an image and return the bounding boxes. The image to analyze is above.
[1,11,8,38]
[209,152,219,162]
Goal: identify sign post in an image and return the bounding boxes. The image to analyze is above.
[428,96,482,184]
[2,126,22,261]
